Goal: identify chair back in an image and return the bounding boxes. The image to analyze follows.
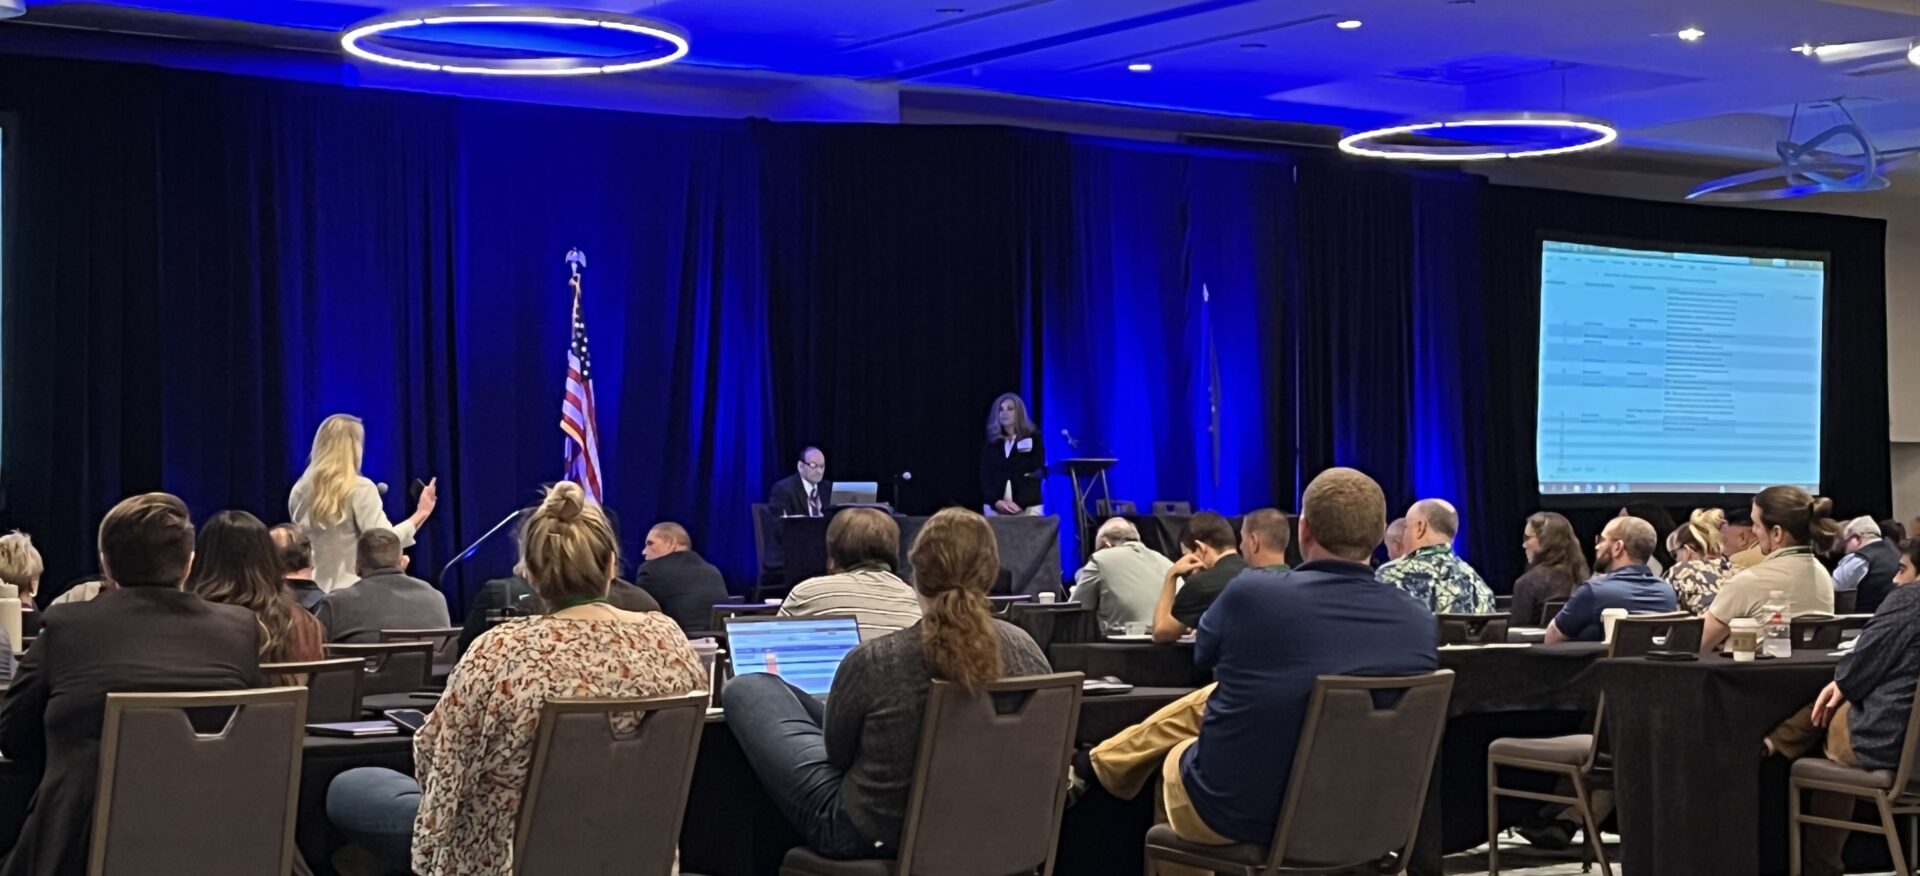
[379,627,462,676]
[325,641,434,696]
[1834,590,1859,615]
[1006,602,1091,651]
[514,692,708,875]
[88,687,307,876]
[751,503,780,574]
[1265,671,1455,872]
[1538,597,1570,626]
[1790,614,1848,650]
[1436,613,1509,645]
[1884,674,1920,799]
[895,673,1083,876]
[259,657,365,723]
[1611,614,1702,656]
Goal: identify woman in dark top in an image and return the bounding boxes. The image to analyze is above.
[723,507,1052,859]
[980,392,1045,516]
[1511,512,1589,627]
[187,511,324,682]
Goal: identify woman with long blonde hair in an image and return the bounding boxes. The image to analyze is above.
[325,481,702,875]
[288,414,437,591]
[980,392,1045,516]
[723,507,1052,859]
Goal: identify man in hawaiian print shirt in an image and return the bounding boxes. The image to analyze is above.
[1375,498,1495,614]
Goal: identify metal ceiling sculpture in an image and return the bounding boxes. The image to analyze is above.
[1689,99,1919,202]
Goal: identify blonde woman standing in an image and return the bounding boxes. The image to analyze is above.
[289,414,438,592]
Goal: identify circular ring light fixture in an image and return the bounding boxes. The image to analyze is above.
[341,6,690,75]
[1338,113,1618,162]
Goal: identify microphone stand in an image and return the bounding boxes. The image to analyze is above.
[438,507,529,594]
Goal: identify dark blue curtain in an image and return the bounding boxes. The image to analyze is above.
[1041,139,1292,561]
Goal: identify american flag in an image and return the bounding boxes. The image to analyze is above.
[561,274,603,504]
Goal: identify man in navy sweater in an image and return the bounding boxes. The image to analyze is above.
[1078,467,1438,848]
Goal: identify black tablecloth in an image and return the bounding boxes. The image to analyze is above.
[1597,650,1840,876]
[1051,642,1203,687]
[775,514,1061,596]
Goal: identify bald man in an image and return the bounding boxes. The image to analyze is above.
[1383,518,1409,563]
[1376,498,1494,614]
[635,522,727,632]
[1544,516,1676,643]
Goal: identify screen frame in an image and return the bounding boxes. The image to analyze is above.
[0,111,15,516]
[1531,231,1832,510]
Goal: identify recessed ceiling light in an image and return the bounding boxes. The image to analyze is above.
[1336,19,1363,29]
[1792,43,1817,56]
[1677,27,1705,42]
[1127,62,1153,72]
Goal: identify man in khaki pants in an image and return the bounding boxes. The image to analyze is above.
[1075,468,1439,869]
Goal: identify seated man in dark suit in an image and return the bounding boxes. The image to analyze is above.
[315,529,451,643]
[768,446,832,518]
[268,523,327,614]
[635,522,727,632]
[0,493,263,876]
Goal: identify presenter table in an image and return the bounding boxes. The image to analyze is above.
[775,513,1060,596]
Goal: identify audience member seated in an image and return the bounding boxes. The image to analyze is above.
[0,531,42,634]
[1377,498,1494,614]
[1512,511,1589,627]
[1076,468,1437,850]
[1238,508,1291,573]
[723,507,1051,861]
[1722,507,1765,573]
[1766,535,1920,876]
[1618,503,1678,576]
[769,446,832,518]
[778,508,921,642]
[315,529,451,644]
[1880,519,1908,546]
[1835,516,1900,615]
[1151,512,1247,645]
[1544,517,1676,643]
[0,493,263,876]
[634,521,728,632]
[1666,508,1728,615]
[189,511,325,680]
[1069,517,1172,632]
[268,523,327,613]
[1383,517,1409,563]
[327,482,704,875]
[1701,486,1839,652]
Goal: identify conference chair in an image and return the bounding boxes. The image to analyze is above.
[1007,601,1093,651]
[379,627,463,681]
[1538,598,1571,627]
[1789,615,1849,651]
[87,687,307,876]
[1788,673,1920,876]
[514,692,708,876]
[1494,594,1515,613]
[1611,614,1702,655]
[259,656,365,723]
[1487,623,1669,876]
[1437,613,1510,646]
[779,672,1084,876]
[1835,590,1859,615]
[325,641,434,697]
[1142,671,1455,876]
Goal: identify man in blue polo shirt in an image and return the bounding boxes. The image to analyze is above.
[1077,467,1437,850]
[1545,515,1676,644]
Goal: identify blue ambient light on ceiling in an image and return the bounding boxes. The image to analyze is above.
[341,8,690,75]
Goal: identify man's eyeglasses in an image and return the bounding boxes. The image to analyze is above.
[800,461,825,471]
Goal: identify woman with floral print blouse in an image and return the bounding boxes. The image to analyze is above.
[326,482,705,875]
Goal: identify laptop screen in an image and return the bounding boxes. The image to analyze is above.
[724,616,862,696]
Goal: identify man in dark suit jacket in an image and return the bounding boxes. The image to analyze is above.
[0,493,262,876]
[635,523,729,632]
[768,446,833,518]
[315,530,450,643]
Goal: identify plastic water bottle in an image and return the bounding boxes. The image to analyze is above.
[1763,590,1792,658]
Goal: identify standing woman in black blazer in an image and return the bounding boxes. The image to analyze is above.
[981,392,1045,516]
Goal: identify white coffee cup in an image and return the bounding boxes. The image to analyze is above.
[1037,592,1058,604]
[1729,618,1762,661]
[1602,608,1629,643]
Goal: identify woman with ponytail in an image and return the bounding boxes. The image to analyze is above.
[724,507,1051,859]
[1700,486,1839,652]
[1666,508,1728,615]
[326,482,704,875]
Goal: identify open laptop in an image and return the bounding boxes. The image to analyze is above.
[829,481,881,506]
[723,616,863,697]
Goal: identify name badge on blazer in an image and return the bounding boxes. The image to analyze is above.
[1015,438,1034,452]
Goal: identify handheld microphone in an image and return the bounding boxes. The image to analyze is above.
[899,471,913,481]
[375,481,389,496]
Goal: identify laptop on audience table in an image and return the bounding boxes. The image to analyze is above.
[723,616,862,697]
